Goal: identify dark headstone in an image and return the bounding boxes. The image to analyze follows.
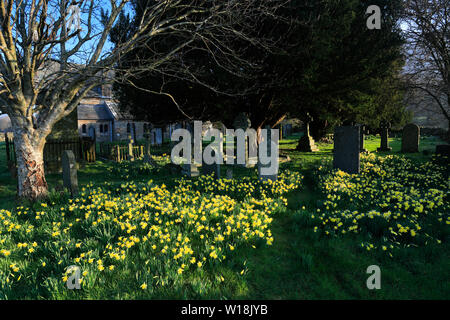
[333,126,360,174]
[401,124,420,153]
[233,113,251,131]
[202,149,220,179]
[257,126,278,181]
[181,164,200,177]
[62,150,78,196]
[283,124,293,138]
[436,145,450,157]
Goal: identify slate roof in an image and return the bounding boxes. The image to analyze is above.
[77,103,114,120]
[105,101,136,120]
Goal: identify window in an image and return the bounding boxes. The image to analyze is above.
[93,86,102,96]
[99,124,104,133]
[104,124,108,134]
[144,123,148,132]
[127,123,131,133]
[82,124,86,134]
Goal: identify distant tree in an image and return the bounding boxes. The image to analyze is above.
[402,0,450,136]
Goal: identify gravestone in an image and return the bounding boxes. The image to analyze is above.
[401,124,420,153]
[202,130,223,178]
[297,115,319,152]
[143,133,156,165]
[358,124,368,153]
[257,126,278,181]
[283,124,293,138]
[128,134,135,161]
[181,163,200,177]
[202,158,220,178]
[436,145,450,157]
[233,113,253,167]
[333,126,360,174]
[377,121,392,152]
[62,150,78,196]
[233,113,251,131]
[155,128,163,145]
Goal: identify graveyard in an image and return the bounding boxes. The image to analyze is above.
[0,132,448,299]
[0,0,448,306]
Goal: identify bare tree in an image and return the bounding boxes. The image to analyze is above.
[0,0,281,200]
[402,0,450,135]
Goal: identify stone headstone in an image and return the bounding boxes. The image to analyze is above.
[155,128,163,145]
[128,134,135,161]
[233,113,254,168]
[333,126,360,174]
[257,126,278,181]
[202,149,220,179]
[233,113,251,131]
[62,150,78,196]
[143,133,156,165]
[283,124,293,138]
[401,124,420,153]
[436,145,450,157]
[377,121,392,152]
[297,122,319,152]
[226,168,233,179]
[181,163,200,177]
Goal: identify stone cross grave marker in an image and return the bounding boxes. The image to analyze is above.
[377,121,392,152]
[333,126,360,174]
[297,114,319,152]
[62,150,78,196]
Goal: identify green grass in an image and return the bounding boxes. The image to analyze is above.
[0,136,448,299]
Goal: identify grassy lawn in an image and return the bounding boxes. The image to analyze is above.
[0,135,448,299]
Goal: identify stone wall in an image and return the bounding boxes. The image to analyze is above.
[113,121,149,141]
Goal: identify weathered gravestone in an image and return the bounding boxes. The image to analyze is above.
[283,124,293,138]
[401,124,420,153]
[201,130,222,179]
[128,134,135,161]
[358,124,368,153]
[62,150,78,196]
[257,126,279,181]
[333,126,360,174]
[174,123,201,177]
[233,113,256,167]
[377,121,392,152]
[202,156,220,178]
[143,133,156,165]
[182,163,200,177]
[436,145,450,157]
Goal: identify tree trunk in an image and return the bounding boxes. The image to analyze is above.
[14,131,48,200]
